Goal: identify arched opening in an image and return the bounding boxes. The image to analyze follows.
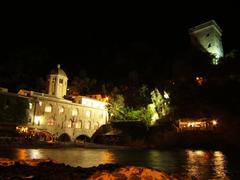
[37,131,54,142]
[75,134,91,143]
[58,133,71,142]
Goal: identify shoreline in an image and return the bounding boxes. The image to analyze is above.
[0,158,180,179]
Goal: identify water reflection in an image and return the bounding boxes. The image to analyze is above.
[102,150,116,163]
[16,149,28,160]
[0,148,234,179]
[213,151,227,179]
[185,150,228,179]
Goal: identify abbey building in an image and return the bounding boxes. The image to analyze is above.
[0,65,109,141]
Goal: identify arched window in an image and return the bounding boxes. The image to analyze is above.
[45,104,52,112]
[59,106,64,114]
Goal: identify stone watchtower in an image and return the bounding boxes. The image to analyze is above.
[189,20,224,65]
[48,64,68,98]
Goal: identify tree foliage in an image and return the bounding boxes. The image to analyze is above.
[150,88,170,119]
[107,94,125,121]
[0,94,29,124]
[108,87,171,126]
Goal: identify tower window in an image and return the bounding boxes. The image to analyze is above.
[208,43,211,48]
[206,33,210,37]
[59,79,63,84]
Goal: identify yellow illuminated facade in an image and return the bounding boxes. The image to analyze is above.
[1,65,109,141]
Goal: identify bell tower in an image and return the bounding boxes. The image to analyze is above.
[48,64,68,98]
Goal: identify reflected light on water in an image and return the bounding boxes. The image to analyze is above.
[16,149,28,160]
[186,150,208,178]
[213,151,227,179]
[29,149,43,159]
[186,150,228,179]
[102,150,116,164]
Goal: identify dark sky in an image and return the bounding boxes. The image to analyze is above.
[1,3,239,85]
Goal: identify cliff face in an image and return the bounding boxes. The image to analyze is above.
[92,122,226,149]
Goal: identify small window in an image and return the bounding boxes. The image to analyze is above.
[86,110,91,118]
[208,43,211,48]
[72,109,78,116]
[206,33,210,37]
[75,121,82,129]
[59,79,63,84]
[39,101,42,106]
[59,106,64,114]
[29,103,33,110]
[47,118,54,126]
[45,105,52,112]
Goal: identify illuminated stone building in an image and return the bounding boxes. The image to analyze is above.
[0,65,109,141]
[189,20,224,65]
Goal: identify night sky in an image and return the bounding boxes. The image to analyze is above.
[1,3,239,89]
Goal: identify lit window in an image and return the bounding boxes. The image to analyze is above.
[59,106,64,114]
[86,110,91,118]
[45,105,52,112]
[29,103,33,109]
[72,109,78,116]
[67,121,72,128]
[75,122,82,129]
[47,118,54,126]
[39,101,42,106]
[34,116,41,126]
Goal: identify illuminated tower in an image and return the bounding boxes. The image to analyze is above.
[189,20,224,65]
[48,64,68,98]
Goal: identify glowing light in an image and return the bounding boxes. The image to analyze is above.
[105,96,109,102]
[34,116,42,125]
[29,149,42,159]
[16,126,28,133]
[163,91,169,99]
[195,76,204,85]
[29,103,33,109]
[213,120,217,125]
